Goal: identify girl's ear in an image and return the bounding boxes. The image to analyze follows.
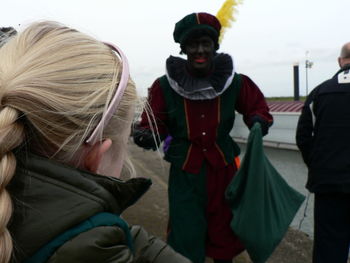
[84,139,112,173]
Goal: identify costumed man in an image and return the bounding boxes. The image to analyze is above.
[133,2,273,263]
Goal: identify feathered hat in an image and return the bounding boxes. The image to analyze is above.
[173,0,242,51]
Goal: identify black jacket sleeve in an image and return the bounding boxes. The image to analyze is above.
[296,89,317,166]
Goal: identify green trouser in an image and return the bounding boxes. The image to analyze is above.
[167,164,207,263]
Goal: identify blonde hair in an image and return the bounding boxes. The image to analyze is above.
[0,21,137,262]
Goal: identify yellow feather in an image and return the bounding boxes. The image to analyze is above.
[216,0,243,43]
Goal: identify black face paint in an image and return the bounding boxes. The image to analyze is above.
[185,35,215,77]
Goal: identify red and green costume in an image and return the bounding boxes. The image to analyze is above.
[137,53,272,263]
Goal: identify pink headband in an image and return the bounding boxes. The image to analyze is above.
[85,42,130,145]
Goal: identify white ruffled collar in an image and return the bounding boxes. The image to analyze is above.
[165,53,235,100]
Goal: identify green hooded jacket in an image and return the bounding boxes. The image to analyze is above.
[8,153,191,263]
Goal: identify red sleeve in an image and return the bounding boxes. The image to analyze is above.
[139,78,169,136]
[235,74,273,127]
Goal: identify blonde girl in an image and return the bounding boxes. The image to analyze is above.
[0,21,190,263]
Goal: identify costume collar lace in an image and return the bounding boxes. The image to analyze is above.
[166,53,235,100]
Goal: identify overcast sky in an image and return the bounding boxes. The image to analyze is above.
[2,0,349,97]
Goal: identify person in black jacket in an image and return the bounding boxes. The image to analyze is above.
[296,42,350,263]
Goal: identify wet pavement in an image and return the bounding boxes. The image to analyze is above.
[123,140,314,263]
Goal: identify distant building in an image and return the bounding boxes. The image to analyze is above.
[267,101,304,113]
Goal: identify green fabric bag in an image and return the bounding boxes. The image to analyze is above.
[225,123,305,263]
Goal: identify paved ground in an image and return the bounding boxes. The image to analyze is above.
[123,141,314,263]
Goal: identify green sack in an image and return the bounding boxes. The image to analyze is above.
[225,123,305,263]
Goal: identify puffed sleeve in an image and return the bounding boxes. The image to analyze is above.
[133,79,169,150]
[139,79,168,134]
[47,226,134,263]
[131,225,192,263]
[235,74,273,136]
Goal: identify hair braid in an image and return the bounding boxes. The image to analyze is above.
[0,107,24,263]
[0,21,138,261]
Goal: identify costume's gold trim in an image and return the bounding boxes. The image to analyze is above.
[196,13,200,24]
